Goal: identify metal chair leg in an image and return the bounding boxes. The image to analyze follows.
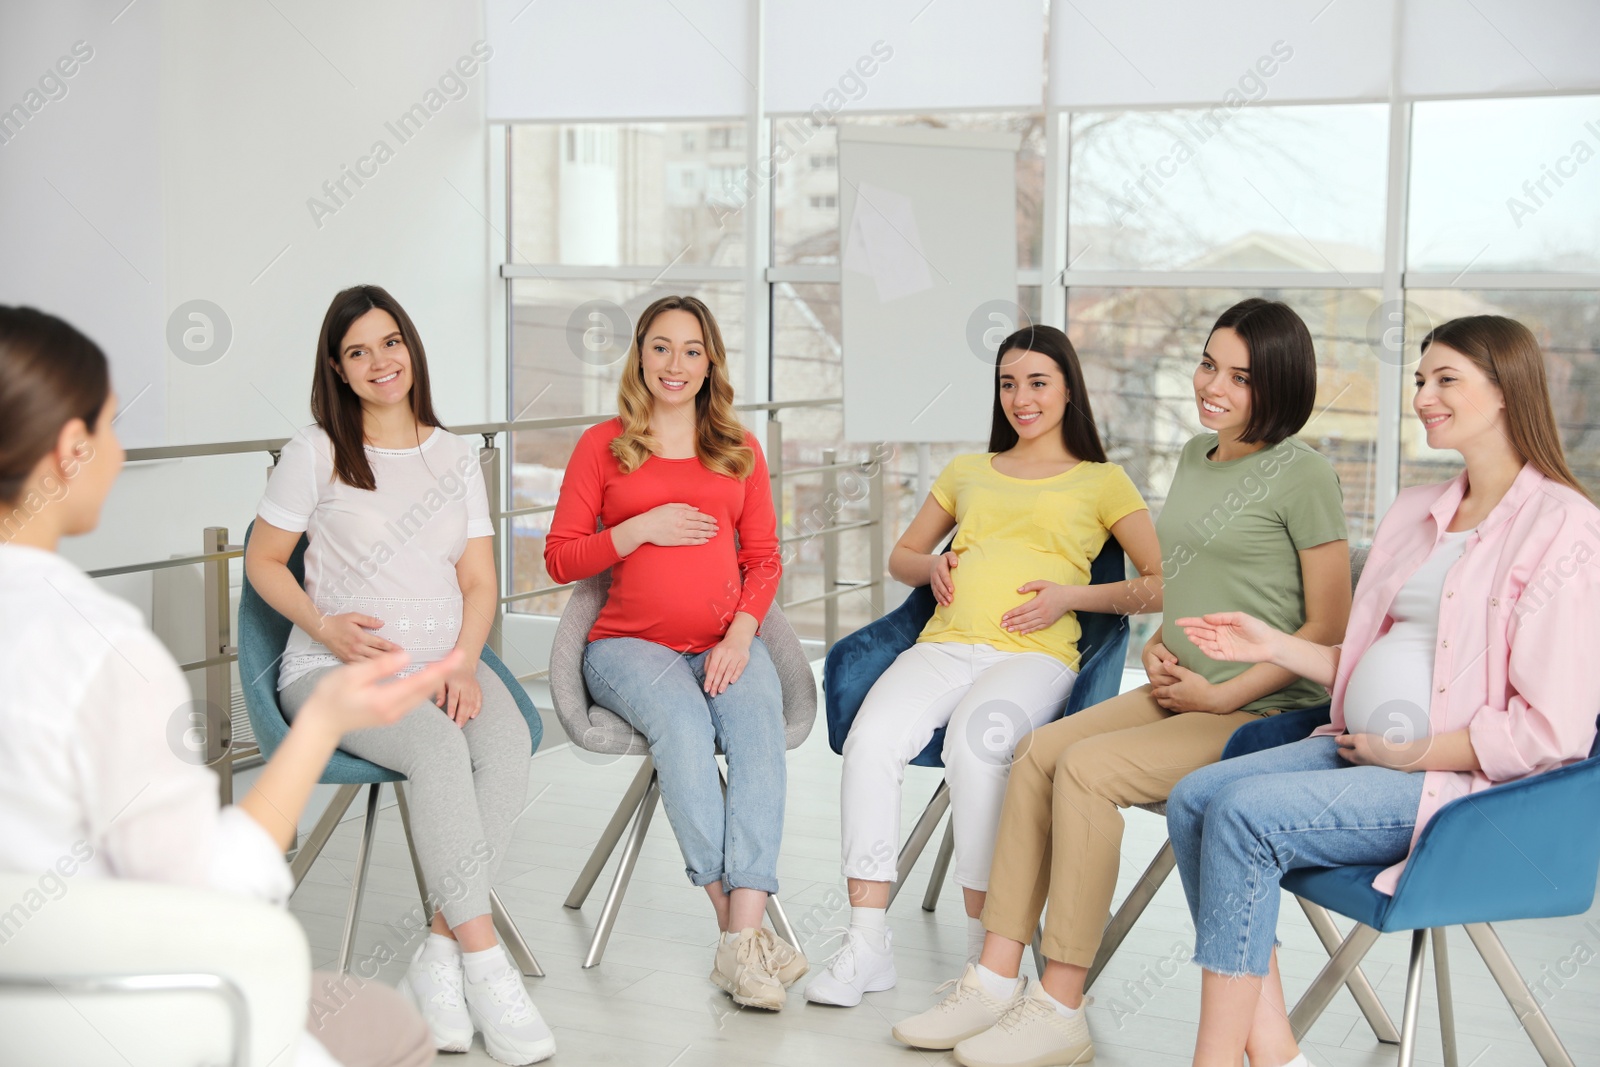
[1085,839,1175,991]
[1433,928,1458,1067]
[1397,929,1428,1067]
[767,894,800,949]
[1029,926,1046,979]
[1289,921,1384,1039]
[921,822,956,912]
[566,757,655,910]
[289,783,361,891]
[1464,923,1577,1067]
[888,779,950,908]
[583,774,660,968]
[491,889,544,978]
[1297,898,1402,1044]
[392,782,432,916]
[337,784,382,973]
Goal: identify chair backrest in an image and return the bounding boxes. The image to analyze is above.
[549,569,818,756]
[824,536,1131,767]
[237,522,541,784]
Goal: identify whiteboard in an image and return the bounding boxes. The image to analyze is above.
[839,124,1021,444]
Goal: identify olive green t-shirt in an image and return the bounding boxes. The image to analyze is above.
[1157,434,1347,714]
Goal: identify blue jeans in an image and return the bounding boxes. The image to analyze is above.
[1167,736,1426,977]
[582,636,787,894]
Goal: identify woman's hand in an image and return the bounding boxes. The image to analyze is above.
[1337,732,1427,771]
[624,503,719,548]
[434,661,483,726]
[316,612,401,663]
[1150,664,1226,714]
[1142,638,1180,687]
[703,633,751,696]
[300,650,461,737]
[930,551,959,606]
[1173,612,1282,665]
[1001,581,1072,636]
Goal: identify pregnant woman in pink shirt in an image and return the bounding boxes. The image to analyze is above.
[1168,315,1600,1067]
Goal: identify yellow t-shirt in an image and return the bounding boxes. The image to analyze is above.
[916,453,1148,670]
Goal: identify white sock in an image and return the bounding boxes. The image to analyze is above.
[419,932,461,962]
[973,963,1020,1000]
[850,906,889,950]
[461,945,511,984]
[1280,1057,1310,1067]
[1036,985,1083,1018]
[966,917,987,962]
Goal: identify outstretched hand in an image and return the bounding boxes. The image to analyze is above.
[1173,612,1280,665]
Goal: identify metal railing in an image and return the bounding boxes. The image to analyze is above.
[89,398,888,803]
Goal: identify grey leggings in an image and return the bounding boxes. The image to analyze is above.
[281,661,531,927]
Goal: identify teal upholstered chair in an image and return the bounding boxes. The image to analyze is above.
[237,521,543,976]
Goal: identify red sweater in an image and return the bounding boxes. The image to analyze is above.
[544,419,781,653]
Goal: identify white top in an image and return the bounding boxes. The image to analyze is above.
[1342,528,1475,740]
[259,425,494,690]
[0,544,340,1066]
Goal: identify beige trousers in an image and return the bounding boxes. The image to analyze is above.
[980,685,1262,967]
[307,970,435,1066]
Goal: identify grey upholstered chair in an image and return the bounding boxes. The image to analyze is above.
[549,570,818,968]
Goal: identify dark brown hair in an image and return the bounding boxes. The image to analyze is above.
[988,324,1108,463]
[311,285,442,490]
[0,306,111,506]
[1421,315,1589,499]
[1207,298,1317,445]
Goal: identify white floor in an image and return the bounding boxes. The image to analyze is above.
[287,667,1600,1067]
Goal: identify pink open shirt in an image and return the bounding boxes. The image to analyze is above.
[1315,463,1600,894]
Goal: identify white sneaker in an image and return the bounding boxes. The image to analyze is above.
[892,963,1024,1050]
[397,943,472,1053]
[954,982,1093,1066]
[463,949,557,1065]
[804,926,897,1006]
[712,929,787,1011]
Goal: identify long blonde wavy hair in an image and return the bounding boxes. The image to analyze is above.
[612,295,754,479]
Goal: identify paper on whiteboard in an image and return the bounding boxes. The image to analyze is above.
[842,182,936,303]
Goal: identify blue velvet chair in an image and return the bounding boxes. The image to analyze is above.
[823,536,1131,910]
[238,522,544,976]
[1282,716,1600,1067]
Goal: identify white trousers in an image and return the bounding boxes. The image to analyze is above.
[839,640,1077,891]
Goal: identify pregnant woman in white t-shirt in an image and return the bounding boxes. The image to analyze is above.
[245,285,553,1066]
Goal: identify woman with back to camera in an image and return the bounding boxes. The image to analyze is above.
[807,324,1164,1009]
[544,294,805,1011]
[0,304,448,1067]
[1169,315,1600,1067]
[893,299,1351,1067]
[246,285,551,1065]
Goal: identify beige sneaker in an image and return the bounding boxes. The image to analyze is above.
[891,964,1023,1050]
[757,929,809,988]
[711,929,786,1011]
[954,982,1093,1067]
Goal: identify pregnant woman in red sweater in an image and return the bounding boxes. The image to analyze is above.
[544,295,804,1011]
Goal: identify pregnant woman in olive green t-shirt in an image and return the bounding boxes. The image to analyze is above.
[891,298,1352,1066]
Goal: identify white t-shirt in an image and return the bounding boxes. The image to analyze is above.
[258,425,494,690]
[1342,527,1474,740]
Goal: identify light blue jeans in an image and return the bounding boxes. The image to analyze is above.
[1167,736,1426,977]
[582,636,786,894]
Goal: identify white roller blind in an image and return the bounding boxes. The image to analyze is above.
[1051,0,1394,107]
[487,0,749,120]
[1402,0,1600,97]
[765,0,1043,114]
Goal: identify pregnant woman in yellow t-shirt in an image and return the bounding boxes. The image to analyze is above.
[805,325,1163,1008]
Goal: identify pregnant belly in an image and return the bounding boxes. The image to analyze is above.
[1341,627,1435,741]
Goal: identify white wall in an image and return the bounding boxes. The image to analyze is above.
[1,0,496,575]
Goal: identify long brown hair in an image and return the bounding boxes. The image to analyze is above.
[612,295,753,479]
[988,324,1108,462]
[311,285,443,491]
[0,306,110,506]
[1421,315,1589,499]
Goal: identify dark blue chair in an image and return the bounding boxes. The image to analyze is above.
[1282,715,1600,1067]
[823,537,1132,910]
[238,521,544,976]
